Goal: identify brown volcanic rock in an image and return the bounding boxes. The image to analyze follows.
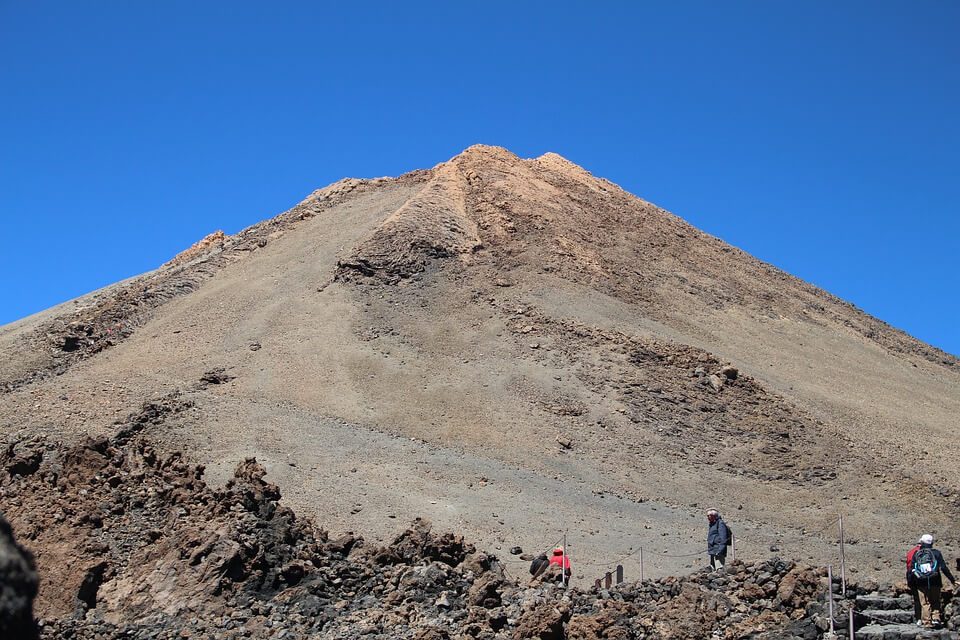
[0,422,901,639]
[381,517,476,567]
[0,428,325,623]
[338,161,482,282]
[512,601,569,640]
[163,229,227,268]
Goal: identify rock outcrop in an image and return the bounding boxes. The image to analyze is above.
[0,431,844,639]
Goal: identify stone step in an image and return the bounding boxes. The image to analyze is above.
[860,609,916,624]
[855,623,958,640]
[856,594,914,610]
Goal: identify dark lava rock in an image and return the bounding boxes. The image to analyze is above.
[0,511,39,640]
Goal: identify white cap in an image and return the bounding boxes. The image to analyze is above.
[920,534,934,545]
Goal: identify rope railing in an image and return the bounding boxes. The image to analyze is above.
[500,534,567,564]
[573,514,848,590]
[502,513,865,598]
[500,514,945,634]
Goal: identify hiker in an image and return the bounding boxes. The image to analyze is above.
[706,508,731,570]
[529,548,571,584]
[548,546,572,581]
[906,536,923,622]
[909,533,955,628]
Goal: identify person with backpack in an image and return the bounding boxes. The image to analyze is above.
[706,508,731,571]
[910,533,955,628]
[529,547,571,585]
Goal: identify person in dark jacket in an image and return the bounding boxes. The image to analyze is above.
[910,534,955,628]
[906,537,923,622]
[706,509,730,571]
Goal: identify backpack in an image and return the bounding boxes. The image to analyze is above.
[912,547,939,579]
[724,523,733,547]
[530,554,549,578]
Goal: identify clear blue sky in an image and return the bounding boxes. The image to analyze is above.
[1,2,957,356]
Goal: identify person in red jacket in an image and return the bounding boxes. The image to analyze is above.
[548,546,572,583]
[907,537,923,623]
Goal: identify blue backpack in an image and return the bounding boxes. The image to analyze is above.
[912,547,939,579]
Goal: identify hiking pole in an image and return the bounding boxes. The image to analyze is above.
[639,547,644,582]
[839,514,847,596]
[730,533,736,563]
[848,607,854,639]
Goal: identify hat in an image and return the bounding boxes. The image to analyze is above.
[553,546,564,554]
[920,534,934,545]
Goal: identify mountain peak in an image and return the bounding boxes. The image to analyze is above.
[1,147,958,621]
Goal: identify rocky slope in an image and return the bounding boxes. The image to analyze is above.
[2,427,841,639]
[1,146,959,635]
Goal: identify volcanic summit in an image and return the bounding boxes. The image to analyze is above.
[2,145,959,637]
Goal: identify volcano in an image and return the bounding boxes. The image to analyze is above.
[2,146,958,620]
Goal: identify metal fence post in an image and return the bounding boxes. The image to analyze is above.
[827,565,835,636]
[562,533,568,589]
[839,515,846,597]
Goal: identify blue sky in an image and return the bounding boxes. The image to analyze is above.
[1,2,957,356]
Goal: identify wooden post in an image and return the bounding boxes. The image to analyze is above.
[639,547,644,582]
[616,564,623,585]
[827,565,835,636]
[604,572,612,589]
[839,515,847,596]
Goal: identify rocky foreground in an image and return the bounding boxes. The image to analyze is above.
[0,416,954,639]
